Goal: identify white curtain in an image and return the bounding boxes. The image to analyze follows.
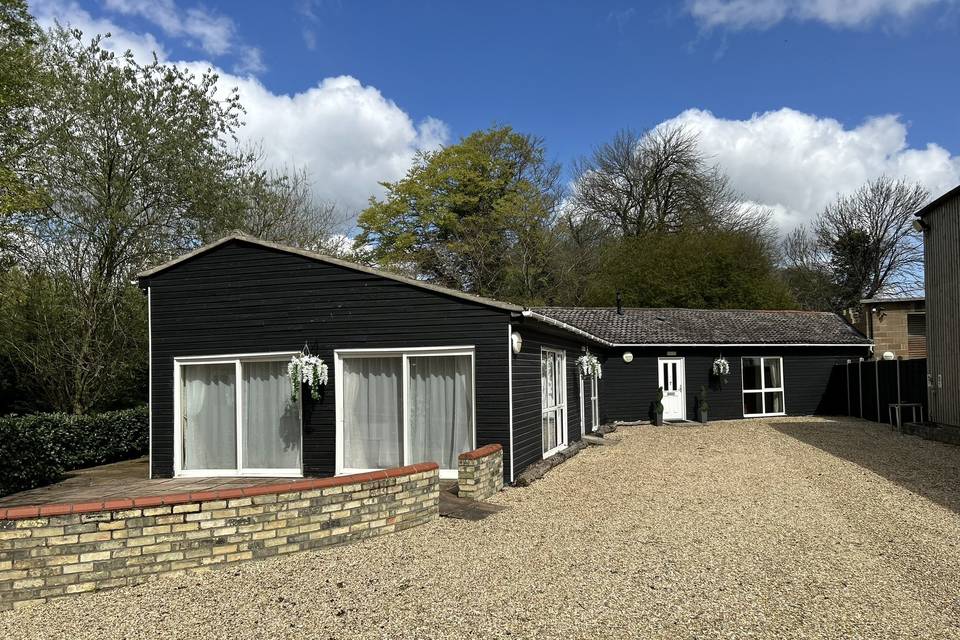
[407,355,473,470]
[242,360,301,470]
[182,363,236,470]
[342,357,403,469]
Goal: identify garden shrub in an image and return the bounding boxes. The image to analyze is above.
[0,406,148,497]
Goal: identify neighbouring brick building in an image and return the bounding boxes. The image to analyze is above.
[853,297,927,360]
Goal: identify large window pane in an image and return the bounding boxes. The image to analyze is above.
[743,392,763,415]
[764,391,784,414]
[242,360,301,470]
[407,355,474,470]
[342,357,402,469]
[182,363,236,470]
[764,358,782,388]
[542,410,558,452]
[742,357,762,390]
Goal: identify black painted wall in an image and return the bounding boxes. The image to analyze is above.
[508,321,594,480]
[599,346,871,423]
[144,239,512,479]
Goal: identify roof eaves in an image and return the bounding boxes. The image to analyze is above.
[136,234,525,314]
[520,310,614,347]
[915,183,960,218]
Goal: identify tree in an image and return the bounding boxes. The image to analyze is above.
[223,157,346,253]
[570,126,772,240]
[0,0,49,244]
[2,27,339,413]
[782,177,927,313]
[355,126,563,301]
[582,230,795,309]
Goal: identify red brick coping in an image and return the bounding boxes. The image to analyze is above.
[458,443,502,461]
[0,462,439,521]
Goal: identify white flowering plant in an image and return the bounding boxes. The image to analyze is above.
[288,353,328,401]
[712,357,730,377]
[577,354,602,379]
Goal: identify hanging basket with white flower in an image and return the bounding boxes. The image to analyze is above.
[577,354,602,379]
[712,357,730,378]
[288,352,328,401]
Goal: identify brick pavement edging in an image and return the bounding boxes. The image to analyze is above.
[457,444,503,501]
[0,463,439,611]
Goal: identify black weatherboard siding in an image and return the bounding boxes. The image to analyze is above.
[509,321,597,478]
[600,346,871,422]
[143,239,512,479]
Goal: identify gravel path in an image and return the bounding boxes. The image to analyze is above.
[4,417,960,639]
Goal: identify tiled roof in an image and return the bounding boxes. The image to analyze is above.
[531,307,871,346]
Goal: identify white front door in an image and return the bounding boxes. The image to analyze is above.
[658,357,686,420]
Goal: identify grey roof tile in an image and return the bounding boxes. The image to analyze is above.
[531,307,871,345]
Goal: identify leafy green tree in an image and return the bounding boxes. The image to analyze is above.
[355,126,562,301]
[0,0,49,229]
[583,230,795,309]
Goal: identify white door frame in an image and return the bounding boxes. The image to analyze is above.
[541,347,568,458]
[657,357,686,421]
[579,374,586,436]
[334,346,477,480]
[173,351,304,478]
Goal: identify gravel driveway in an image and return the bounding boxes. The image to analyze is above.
[4,416,960,639]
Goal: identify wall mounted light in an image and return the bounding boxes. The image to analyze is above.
[912,218,930,233]
[511,332,523,354]
[622,351,634,363]
[882,351,895,361]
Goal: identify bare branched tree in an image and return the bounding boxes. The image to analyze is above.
[570,126,771,239]
[781,176,928,313]
[225,157,347,254]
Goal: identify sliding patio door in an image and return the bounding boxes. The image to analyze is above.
[181,363,237,471]
[341,357,403,470]
[337,348,475,479]
[407,355,473,470]
[177,354,302,477]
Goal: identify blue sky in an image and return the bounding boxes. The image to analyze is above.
[31,0,960,231]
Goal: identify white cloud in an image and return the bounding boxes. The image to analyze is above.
[687,0,948,29]
[211,72,449,216]
[31,0,450,222]
[32,0,168,60]
[101,0,236,56]
[658,107,960,231]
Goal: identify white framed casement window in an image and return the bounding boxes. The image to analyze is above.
[173,352,303,477]
[741,356,786,417]
[334,346,475,481]
[541,347,567,458]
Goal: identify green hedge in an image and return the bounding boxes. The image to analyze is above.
[0,406,148,498]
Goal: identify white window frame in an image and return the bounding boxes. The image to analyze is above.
[541,347,568,458]
[173,351,303,478]
[741,356,786,417]
[334,346,477,481]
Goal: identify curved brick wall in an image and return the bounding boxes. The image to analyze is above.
[0,463,439,611]
[457,444,503,501]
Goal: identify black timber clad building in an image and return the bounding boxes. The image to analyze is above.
[139,235,872,484]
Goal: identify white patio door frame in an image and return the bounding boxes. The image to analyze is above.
[173,351,303,478]
[590,373,599,432]
[334,346,476,481]
[541,347,568,458]
[657,357,686,421]
[579,370,600,435]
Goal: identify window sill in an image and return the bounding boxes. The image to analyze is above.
[542,444,568,460]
